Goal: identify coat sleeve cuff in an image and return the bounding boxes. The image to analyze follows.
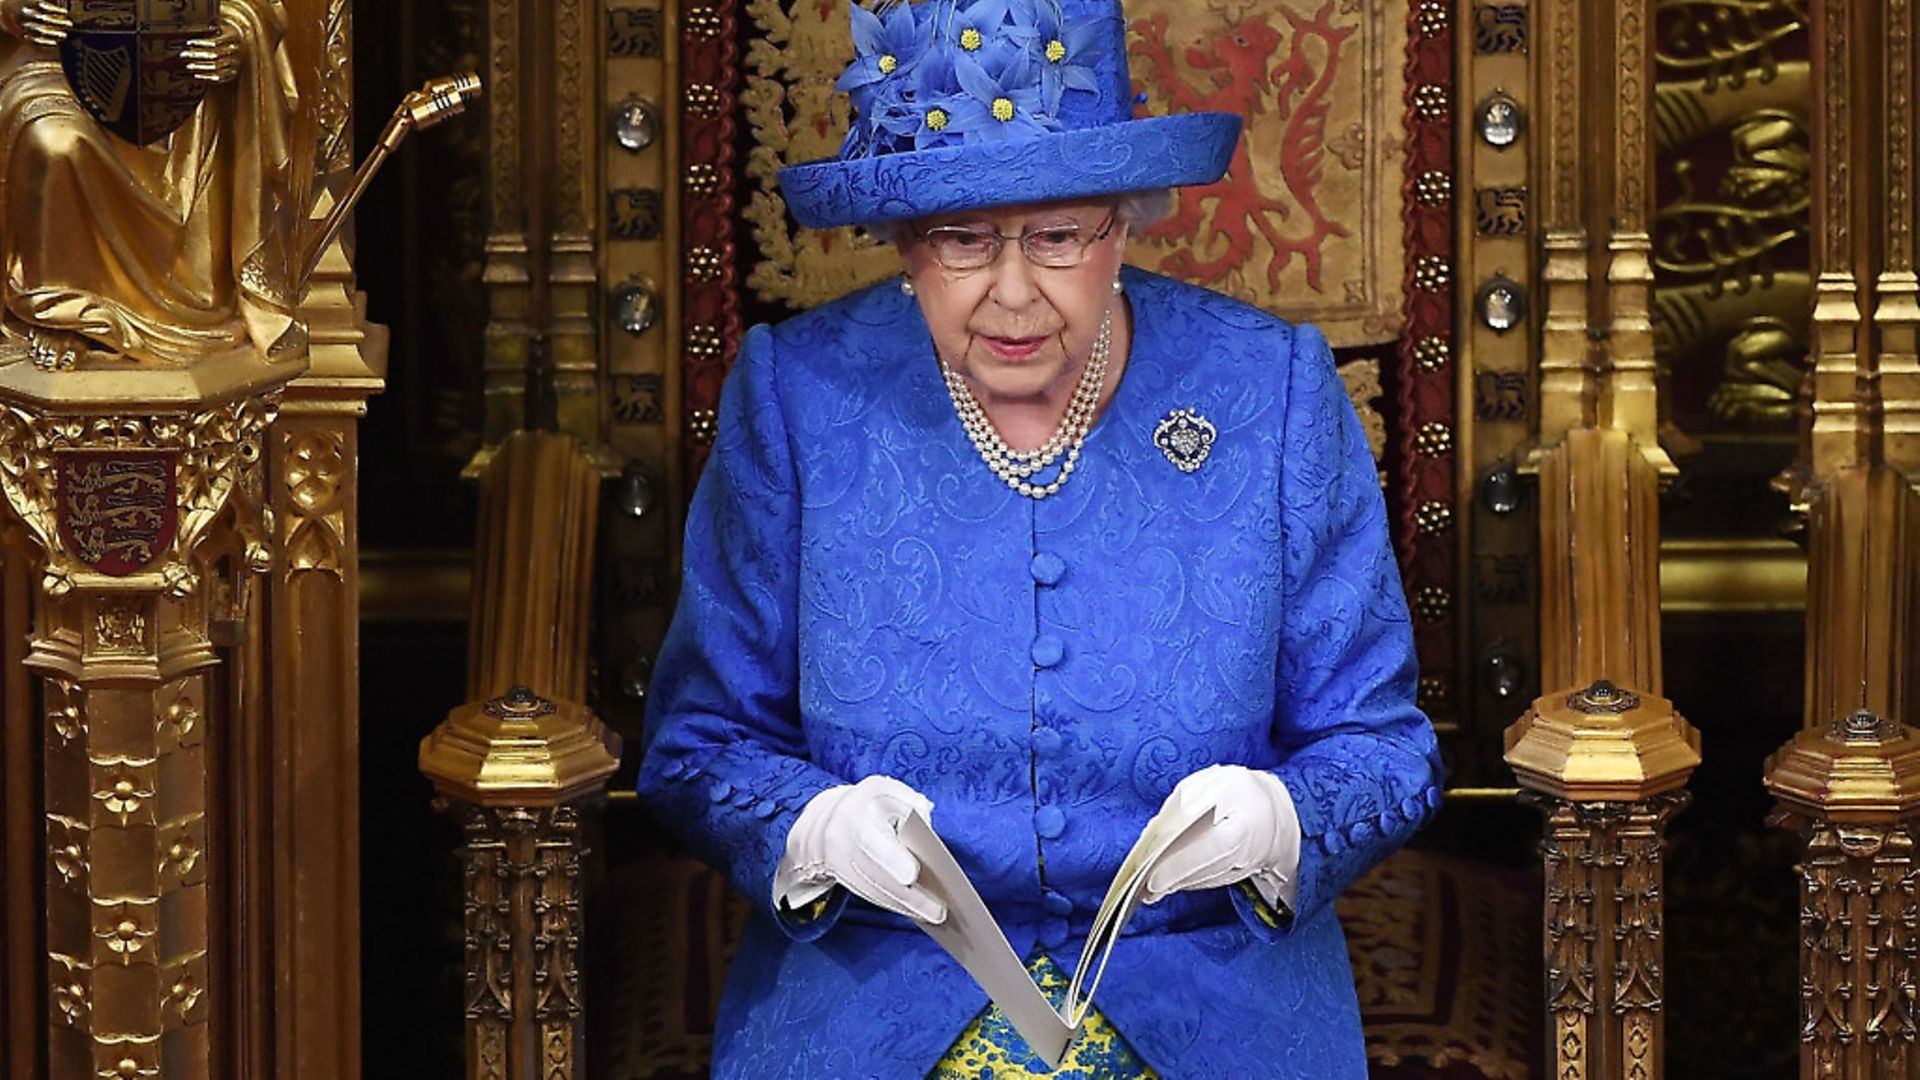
[772,886,851,943]
[1229,879,1295,942]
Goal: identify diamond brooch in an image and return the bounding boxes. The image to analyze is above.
[1153,408,1216,473]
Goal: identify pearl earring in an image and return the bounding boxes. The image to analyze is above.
[901,280,916,297]
[1113,278,1125,296]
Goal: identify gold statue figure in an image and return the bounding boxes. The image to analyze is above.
[0,0,301,367]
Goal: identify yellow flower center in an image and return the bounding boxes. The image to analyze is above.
[1046,39,1067,63]
[878,53,898,74]
[992,97,1015,122]
[960,27,983,50]
[927,108,950,131]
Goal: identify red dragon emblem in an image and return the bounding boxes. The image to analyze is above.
[1130,2,1356,294]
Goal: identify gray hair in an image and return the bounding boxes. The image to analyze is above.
[862,188,1174,245]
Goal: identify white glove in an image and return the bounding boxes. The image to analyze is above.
[1141,764,1301,910]
[772,774,947,924]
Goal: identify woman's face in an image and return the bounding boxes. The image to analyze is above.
[896,199,1128,405]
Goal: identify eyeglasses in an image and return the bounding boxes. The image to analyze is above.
[911,210,1118,272]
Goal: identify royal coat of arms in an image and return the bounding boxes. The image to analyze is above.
[59,0,219,145]
[55,450,178,575]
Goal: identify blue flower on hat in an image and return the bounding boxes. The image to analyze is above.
[1007,4,1104,112]
[942,51,1056,143]
[840,0,1073,154]
[780,0,1243,229]
[946,0,1015,54]
[838,3,926,116]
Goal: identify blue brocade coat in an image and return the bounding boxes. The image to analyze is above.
[637,268,1444,1079]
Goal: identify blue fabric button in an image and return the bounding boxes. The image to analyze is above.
[1425,787,1444,809]
[709,779,733,802]
[1033,728,1064,757]
[1321,830,1347,855]
[1347,819,1374,844]
[1031,552,1066,585]
[1032,635,1064,668]
[1035,806,1066,838]
[1038,918,1070,950]
[1376,810,1396,833]
[1042,890,1074,916]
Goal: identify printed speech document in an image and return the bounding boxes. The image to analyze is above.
[898,797,1214,1069]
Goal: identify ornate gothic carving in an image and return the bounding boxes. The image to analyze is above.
[1534,794,1687,1080]
[282,427,349,578]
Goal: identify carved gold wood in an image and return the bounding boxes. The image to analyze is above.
[1454,0,1540,738]
[476,0,605,463]
[1767,711,1920,1079]
[1505,682,1700,1080]
[1791,0,1920,491]
[1508,2,1696,1076]
[1535,428,1664,695]
[1537,794,1688,1080]
[740,0,1409,347]
[422,431,621,1080]
[258,13,388,1062]
[453,799,600,1080]
[1761,2,1920,1076]
[601,0,685,732]
[0,1,485,1074]
[0,0,305,367]
[0,361,284,1080]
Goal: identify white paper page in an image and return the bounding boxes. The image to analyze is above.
[1062,798,1214,1025]
[898,811,1076,1069]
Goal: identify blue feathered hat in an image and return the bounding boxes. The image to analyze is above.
[779,0,1242,228]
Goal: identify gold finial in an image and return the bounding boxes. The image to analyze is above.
[1504,681,1701,802]
[418,686,620,808]
[1767,711,1920,822]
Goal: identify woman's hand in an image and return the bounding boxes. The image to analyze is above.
[3,0,72,46]
[774,774,947,924]
[1140,764,1300,907]
[183,21,242,85]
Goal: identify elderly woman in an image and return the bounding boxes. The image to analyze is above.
[636,0,1442,1076]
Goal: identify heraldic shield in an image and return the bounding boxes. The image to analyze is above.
[55,449,178,576]
[58,0,218,145]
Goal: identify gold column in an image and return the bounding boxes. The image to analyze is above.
[0,358,284,1080]
[1763,1,1920,1074]
[1511,0,1694,1075]
[1767,711,1920,1079]
[1506,681,1700,1080]
[422,431,620,1080]
[253,218,389,1079]
[477,0,604,464]
[422,687,618,1080]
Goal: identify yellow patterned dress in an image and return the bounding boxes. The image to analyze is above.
[928,950,1160,1079]
[927,885,1288,1078]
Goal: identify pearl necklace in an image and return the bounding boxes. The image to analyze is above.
[940,309,1113,499]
